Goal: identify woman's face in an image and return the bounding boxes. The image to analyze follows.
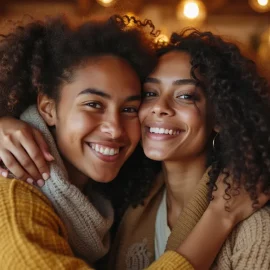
[139,51,214,162]
[40,55,141,183]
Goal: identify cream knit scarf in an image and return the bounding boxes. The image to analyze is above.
[20,105,114,264]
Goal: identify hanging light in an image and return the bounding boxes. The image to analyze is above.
[96,0,117,7]
[176,0,207,24]
[249,0,270,12]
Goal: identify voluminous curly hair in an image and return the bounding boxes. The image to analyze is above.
[156,29,270,205]
[0,15,160,216]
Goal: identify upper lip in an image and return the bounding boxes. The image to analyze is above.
[144,121,185,131]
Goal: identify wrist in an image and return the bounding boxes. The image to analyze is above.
[205,203,236,231]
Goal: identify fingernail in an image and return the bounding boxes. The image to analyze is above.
[37,179,45,187]
[26,178,34,184]
[42,173,50,181]
[1,172,8,178]
[47,153,55,161]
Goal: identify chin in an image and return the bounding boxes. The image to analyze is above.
[144,149,166,161]
[89,171,118,183]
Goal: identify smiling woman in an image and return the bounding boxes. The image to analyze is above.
[140,51,214,162]
[111,29,270,269]
[0,15,160,269]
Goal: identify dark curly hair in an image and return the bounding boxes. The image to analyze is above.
[156,29,270,206]
[0,15,161,217]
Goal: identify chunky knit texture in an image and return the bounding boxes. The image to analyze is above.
[0,178,93,269]
[20,105,114,263]
[111,170,270,270]
[0,177,193,269]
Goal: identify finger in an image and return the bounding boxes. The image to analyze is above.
[7,143,44,181]
[19,131,50,181]
[0,157,8,177]
[0,167,8,178]
[33,129,54,162]
[0,150,31,181]
[256,192,270,208]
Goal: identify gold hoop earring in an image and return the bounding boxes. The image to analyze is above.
[212,133,219,151]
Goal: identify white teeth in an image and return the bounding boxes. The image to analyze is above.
[149,127,180,135]
[90,143,120,156]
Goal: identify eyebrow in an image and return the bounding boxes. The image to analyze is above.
[144,77,197,86]
[77,88,141,102]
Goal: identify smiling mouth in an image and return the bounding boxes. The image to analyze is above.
[89,143,120,156]
[148,127,184,135]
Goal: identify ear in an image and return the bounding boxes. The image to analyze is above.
[37,93,57,126]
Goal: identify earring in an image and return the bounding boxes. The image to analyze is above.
[212,133,219,151]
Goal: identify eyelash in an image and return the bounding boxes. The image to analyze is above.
[143,91,195,101]
[85,102,138,114]
[143,91,157,98]
[85,102,102,109]
[176,93,195,100]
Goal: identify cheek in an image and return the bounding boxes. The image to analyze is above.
[57,111,97,145]
[125,118,141,145]
[138,103,151,123]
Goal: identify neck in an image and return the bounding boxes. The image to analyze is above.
[63,159,90,192]
[163,154,207,228]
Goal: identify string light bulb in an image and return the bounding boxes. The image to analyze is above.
[96,0,117,7]
[176,0,206,24]
[249,0,270,12]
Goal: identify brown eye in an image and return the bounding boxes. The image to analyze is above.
[122,107,138,114]
[177,94,194,100]
[85,102,102,109]
[143,91,157,98]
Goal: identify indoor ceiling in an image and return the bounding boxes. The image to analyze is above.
[0,0,270,17]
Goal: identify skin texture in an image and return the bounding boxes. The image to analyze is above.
[140,51,215,162]
[38,55,141,189]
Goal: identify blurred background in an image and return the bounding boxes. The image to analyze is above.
[0,0,269,71]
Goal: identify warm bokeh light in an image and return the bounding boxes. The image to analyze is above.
[96,0,117,7]
[258,0,269,6]
[155,34,169,44]
[176,0,207,25]
[183,2,199,19]
[249,0,270,12]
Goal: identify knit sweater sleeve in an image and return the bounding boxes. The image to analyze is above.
[0,177,93,270]
[231,208,270,269]
[146,251,194,270]
[216,207,270,269]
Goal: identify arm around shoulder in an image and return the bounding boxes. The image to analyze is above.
[146,251,194,270]
[0,177,93,270]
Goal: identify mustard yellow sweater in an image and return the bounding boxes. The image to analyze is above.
[0,177,193,270]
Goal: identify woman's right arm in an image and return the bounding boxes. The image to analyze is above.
[0,117,53,186]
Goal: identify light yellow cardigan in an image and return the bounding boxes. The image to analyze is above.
[0,176,193,270]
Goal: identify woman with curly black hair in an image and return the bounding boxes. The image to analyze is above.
[0,15,165,269]
[110,29,270,269]
[0,18,268,270]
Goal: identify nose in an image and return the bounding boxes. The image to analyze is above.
[151,97,174,117]
[100,113,125,139]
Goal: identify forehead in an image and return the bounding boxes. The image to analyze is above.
[150,51,192,79]
[71,55,141,96]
